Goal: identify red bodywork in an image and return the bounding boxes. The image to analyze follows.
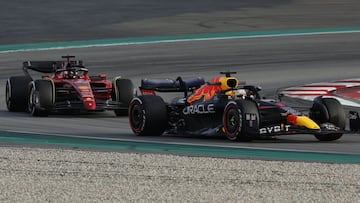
[42,62,112,111]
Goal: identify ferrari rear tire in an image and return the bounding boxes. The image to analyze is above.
[223,100,259,141]
[5,76,32,112]
[112,78,135,116]
[129,95,167,136]
[28,80,54,117]
[311,98,345,141]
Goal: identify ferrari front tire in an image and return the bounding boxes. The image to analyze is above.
[310,98,345,141]
[5,76,32,112]
[129,95,167,136]
[112,78,135,116]
[28,80,54,117]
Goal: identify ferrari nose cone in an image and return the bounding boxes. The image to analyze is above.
[84,98,96,110]
[287,115,320,130]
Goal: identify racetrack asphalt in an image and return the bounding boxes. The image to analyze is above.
[2,0,360,44]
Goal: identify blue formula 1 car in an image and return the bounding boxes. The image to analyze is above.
[129,72,346,141]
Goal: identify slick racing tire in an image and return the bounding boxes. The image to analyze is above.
[5,76,32,112]
[112,77,135,116]
[310,98,345,141]
[28,79,54,117]
[129,95,168,136]
[223,99,259,142]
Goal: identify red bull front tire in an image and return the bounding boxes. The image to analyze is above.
[310,98,346,141]
[223,99,260,142]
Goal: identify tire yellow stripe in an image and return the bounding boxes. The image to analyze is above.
[113,76,122,101]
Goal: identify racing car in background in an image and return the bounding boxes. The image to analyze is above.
[5,55,134,116]
[129,72,346,141]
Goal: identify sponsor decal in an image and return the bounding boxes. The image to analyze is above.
[260,124,291,134]
[183,104,215,115]
[187,84,220,103]
[78,85,90,90]
[245,113,256,121]
[245,113,257,127]
[320,123,338,131]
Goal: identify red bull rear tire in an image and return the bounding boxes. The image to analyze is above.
[129,95,168,136]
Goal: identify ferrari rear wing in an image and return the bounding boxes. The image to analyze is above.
[23,61,60,73]
[23,60,84,74]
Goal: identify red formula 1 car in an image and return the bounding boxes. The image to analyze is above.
[5,55,134,116]
[129,72,346,141]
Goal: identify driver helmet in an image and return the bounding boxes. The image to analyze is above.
[64,70,77,79]
[235,89,256,99]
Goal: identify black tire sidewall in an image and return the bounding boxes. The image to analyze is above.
[313,98,345,141]
[129,95,167,136]
[6,76,32,112]
[28,80,54,116]
[322,98,346,129]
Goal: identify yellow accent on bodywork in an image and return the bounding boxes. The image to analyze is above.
[295,116,320,129]
[78,86,90,90]
[218,77,238,89]
[218,77,238,96]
